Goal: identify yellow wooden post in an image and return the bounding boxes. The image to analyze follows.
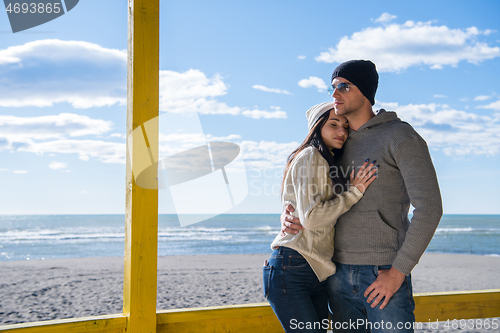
[124,0,159,333]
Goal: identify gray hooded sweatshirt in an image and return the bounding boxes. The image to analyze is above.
[332,109,443,275]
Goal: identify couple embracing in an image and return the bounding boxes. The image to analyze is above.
[263,60,443,333]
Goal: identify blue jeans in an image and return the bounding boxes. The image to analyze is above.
[327,262,416,333]
[263,247,329,333]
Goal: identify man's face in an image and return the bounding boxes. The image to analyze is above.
[331,77,366,117]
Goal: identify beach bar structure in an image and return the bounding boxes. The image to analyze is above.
[1,1,500,332]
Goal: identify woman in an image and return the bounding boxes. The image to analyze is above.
[263,102,377,333]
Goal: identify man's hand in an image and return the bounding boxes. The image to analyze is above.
[280,204,304,235]
[364,267,406,310]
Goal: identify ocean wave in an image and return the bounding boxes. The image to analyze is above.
[0,228,124,242]
[158,234,233,241]
[435,227,500,234]
[0,252,14,259]
[1,214,499,261]
[1,226,278,243]
[256,226,274,231]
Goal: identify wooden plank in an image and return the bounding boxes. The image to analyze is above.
[0,315,127,333]
[1,291,499,332]
[156,304,283,333]
[124,0,159,333]
[156,290,500,333]
[157,315,283,333]
[414,289,500,322]
[157,303,276,323]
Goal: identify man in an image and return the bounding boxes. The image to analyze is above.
[282,60,442,332]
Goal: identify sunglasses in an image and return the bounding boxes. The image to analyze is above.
[327,82,356,96]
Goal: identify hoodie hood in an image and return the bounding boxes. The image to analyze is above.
[349,109,400,137]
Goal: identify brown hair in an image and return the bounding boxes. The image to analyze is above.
[280,110,347,198]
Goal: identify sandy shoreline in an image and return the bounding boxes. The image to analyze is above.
[1,252,499,329]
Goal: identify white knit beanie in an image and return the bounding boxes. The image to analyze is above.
[306,102,335,131]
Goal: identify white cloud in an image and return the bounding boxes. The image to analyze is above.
[49,162,68,170]
[0,112,290,166]
[158,69,237,114]
[21,139,125,164]
[477,100,500,111]
[373,13,397,24]
[0,113,123,163]
[298,76,328,92]
[434,94,447,98]
[315,20,500,72]
[0,113,113,142]
[242,108,287,119]
[0,39,126,65]
[159,132,206,144]
[0,113,113,158]
[13,170,28,174]
[252,85,292,95]
[158,133,204,161]
[474,95,493,101]
[375,101,500,156]
[206,134,242,141]
[159,69,229,114]
[239,140,299,170]
[297,55,306,60]
[0,168,8,171]
[157,132,243,159]
[0,41,284,119]
[157,127,298,170]
[158,132,246,163]
[157,129,298,170]
[159,69,286,118]
[0,39,127,108]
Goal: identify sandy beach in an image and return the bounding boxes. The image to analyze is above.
[1,253,499,331]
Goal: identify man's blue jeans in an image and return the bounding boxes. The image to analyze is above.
[327,262,416,333]
[263,246,329,333]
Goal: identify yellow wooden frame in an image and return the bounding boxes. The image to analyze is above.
[0,1,499,332]
[2,290,500,333]
[123,0,159,332]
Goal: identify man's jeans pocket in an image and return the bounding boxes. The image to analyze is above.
[373,264,392,277]
[263,264,273,299]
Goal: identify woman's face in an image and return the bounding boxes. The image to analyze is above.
[320,111,348,150]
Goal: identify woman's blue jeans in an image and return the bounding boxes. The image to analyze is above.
[263,246,329,333]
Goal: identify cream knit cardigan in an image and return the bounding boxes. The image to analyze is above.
[270,146,363,282]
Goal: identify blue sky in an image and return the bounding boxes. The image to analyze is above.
[1,0,499,214]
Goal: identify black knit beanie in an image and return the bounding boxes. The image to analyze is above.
[331,60,378,105]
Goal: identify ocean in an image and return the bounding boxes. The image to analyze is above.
[0,214,499,261]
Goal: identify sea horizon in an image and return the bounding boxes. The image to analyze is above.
[1,214,499,261]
